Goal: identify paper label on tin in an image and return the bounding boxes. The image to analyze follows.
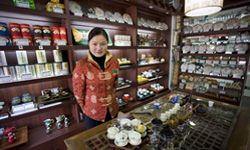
[0,51,7,66]
[0,75,12,83]
[39,40,51,46]
[16,2,30,8]
[16,51,28,65]
[0,39,7,46]
[213,60,220,64]
[42,71,52,77]
[53,8,63,14]
[36,50,47,64]
[56,40,66,46]
[21,73,32,80]
[221,60,228,65]
[74,12,83,16]
[16,39,29,46]
[53,50,63,62]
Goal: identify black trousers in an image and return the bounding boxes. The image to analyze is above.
[84,110,112,130]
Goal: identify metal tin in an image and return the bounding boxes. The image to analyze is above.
[59,27,67,44]
[51,27,60,46]
[53,50,62,62]
[45,63,54,76]
[42,26,52,40]
[33,25,43,45]
[15,65,26,80]
[53,62,62,76]
[20,24,33,46]
[35,64,45,78]
[61,62,69,75]
[25,65,37,79]
[0,22,11,46]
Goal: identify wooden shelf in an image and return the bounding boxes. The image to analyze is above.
[121,89,169,113]
[116,83,136,92]
[180,53,248,57]
[70,15,136,29]
[177,88,239,105]
[182,27,250,37]
[138,26,167,33]
[15,122,85,150]
[0,99,75,124]
[0,75,72,88]
[0,5,67,19]
[137,62,167,68]
[72,45,137,50]
[180,72,244,81]
[119,65,137,70]
[0,46,69,51]
[137,46,168,49]
[137,74,168,86]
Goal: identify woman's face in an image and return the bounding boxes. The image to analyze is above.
[89,34,108,57]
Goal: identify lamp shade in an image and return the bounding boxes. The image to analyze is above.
[185,0,223,17]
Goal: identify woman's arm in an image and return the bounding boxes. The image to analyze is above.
[72,61,85,109]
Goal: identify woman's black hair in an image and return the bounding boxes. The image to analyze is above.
[88,27,109,42]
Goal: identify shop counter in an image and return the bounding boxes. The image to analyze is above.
[64,92,242,150]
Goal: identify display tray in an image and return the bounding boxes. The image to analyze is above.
[0,126,28,150]
[109,140,140,150]
[137,93,155,101]
[36,94,73,106]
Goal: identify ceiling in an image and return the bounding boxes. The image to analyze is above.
[134,0,250,15]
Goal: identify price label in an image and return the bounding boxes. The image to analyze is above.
[74,12,83,16]
[39,40,51,46]
[38,45,43,50]
[221,60,228,65]
[16,39,29,46]
[0,75,12,83]
[42,71,52,77]
[21,73,32,80]
[0,39,7,46]
[57,40,66,46]
[219,90,226,94]
[61,70,69,75]
[16,2,30,8]
[18,45,23,50]
[53,8,63,14]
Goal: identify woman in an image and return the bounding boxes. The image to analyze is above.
[72,27,119,129]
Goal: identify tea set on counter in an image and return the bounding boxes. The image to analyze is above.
[107,118,147,147]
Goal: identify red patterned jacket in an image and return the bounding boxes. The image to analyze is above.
[72,51,119,122]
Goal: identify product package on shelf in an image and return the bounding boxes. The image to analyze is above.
[33,25,52,46]
[53,50,63,62]
[46,0,65,14]
[72,28,89,45]
[0,22,12,46]
[16,50,28,65]
[12,0,35,9]
[35,50,47,64]
[51,27,67,46]
[0,51,7,66]
[114,35,131,46]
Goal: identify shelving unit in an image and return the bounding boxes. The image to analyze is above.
[0,0,170,149]
[177,6,250,105]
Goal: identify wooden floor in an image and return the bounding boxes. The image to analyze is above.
[227,96,250,150]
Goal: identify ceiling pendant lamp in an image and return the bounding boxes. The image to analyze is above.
[185,0,224,17]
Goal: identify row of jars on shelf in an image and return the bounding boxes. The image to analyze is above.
[183,10,250,34]
[0,62,69,84]
[182,43,248,54]
[179,75,242,92]
[181,55,246,66]
[11,0,169,30]
[181,62,245,79]
[0,22,67,46]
